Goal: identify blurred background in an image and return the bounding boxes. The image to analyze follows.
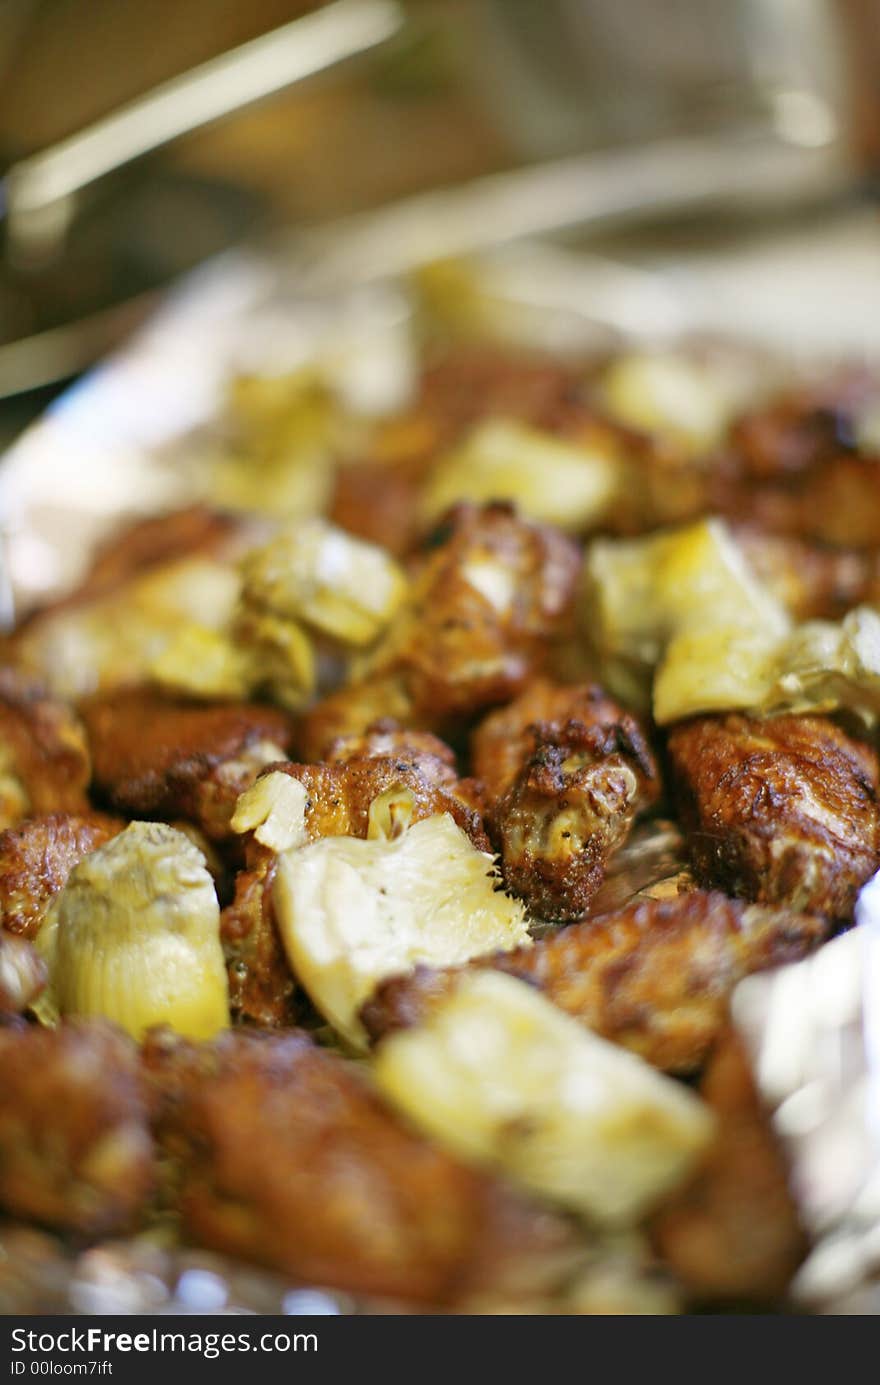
[0,0,878,441]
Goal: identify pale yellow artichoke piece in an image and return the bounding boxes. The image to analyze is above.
[149,624,258,700]
[581,517,789,707]
[231,771,309,853]
[373,970,714,1225]
[239,518,407,648]
[273,813,530,1050]
[35,821,228,1041]
[421,418,620,531]
[599,352,736,455]
[653,624,781,724]
[655,604,880,725]
[205,370,339,520]
[233,607,316,711]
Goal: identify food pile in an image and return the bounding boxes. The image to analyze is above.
[3,338,880,1312]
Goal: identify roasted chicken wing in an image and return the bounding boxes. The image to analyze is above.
[652,1031,806,1303]
[668,713,880,918]
[362,890,828,1073]
[714,374,880,546]
[144,1028,575,1305]
[0,1022,153,1236]
[471,680,659,920]
[0,669,91,831]
[220,842,296,1029]
[0,811,123,939]
[80,689,293,839]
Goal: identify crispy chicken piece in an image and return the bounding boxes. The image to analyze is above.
[0,669,91,831]
[361,890,828,1073]
[473,679,654,801]
[219,842,296,1029]
[652,1031,806,1303]
[330,462,422,557]
[81,689,293,840]
[221,754,489,1026]
[0,1022,153,1236]
[733,527,880,621]
[0,933,46,1018]
[325,719,484,812]
[472,680,659,920]
[723,373,873,482]
[325,719,459,786]
[300,503,581,757]
[714,374,880,546]
[0,811,123,940]
[668,713,880,918]
[271,758,490,850]
[492,723,657,921]
[144,1028,575,1305]
[415,349,583,449]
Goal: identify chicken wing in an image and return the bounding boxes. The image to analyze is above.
[651,1030,806,1303]
[80,689,293,839]
[220,842,296,1029]
[0,1022,153,1236]
[733,527,880,622]
[0,811,123,940]
[325,719,459,786]
[144,1028,575,1306]
[0,668,91,831]
[361,890,828,1073]
[668,713,880,918]
[714,373,880,546]
[471,680,659,920]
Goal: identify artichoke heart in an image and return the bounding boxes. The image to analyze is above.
[373,970,715,1224]
[421,418,620,531]
[239,518,407,647]
[581,517,789,707]
[655,605,880,725]
[273,812,530,1049]
[598,352,737,455]
[231,770,309,852]
[35,821,228,1041]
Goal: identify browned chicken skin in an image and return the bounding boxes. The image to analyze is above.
[300,503,581,758]
[273,757,489,849]
[651,1031,806,1303]
[668,713,880,919]
[733,526,880,622]
[472,680,659,920]
[80,688,294,840]
[362,890,828,1073]
[0,811,123,939]
[0,668,91,831]
[472,679,653,801]
[325,718,460,786]
[0,1022,153,1236]
[144,1028,575,1306]
[713,375,880,547]
[220,842,296,1029]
